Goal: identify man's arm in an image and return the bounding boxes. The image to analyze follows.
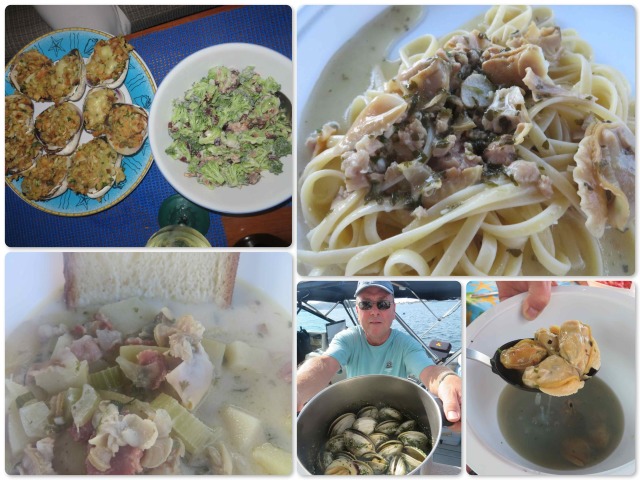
[296,355,341,412]
[419,365,462,425]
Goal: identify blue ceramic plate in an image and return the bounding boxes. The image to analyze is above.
[5,28,156,216]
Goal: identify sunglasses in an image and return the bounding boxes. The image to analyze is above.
[357,300,392,311]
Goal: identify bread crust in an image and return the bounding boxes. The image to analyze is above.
[63,252,240,309]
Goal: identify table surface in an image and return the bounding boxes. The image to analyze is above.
[5,5,293,247]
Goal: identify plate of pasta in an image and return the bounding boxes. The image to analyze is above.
[297,5,635,276]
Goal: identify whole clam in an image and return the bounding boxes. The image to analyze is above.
[34,102,83,155]
[49,49,86,103]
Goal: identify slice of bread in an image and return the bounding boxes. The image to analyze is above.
[63,252,239,309]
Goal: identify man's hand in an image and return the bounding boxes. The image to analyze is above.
[437,373,462,427]
[421,366,462,429]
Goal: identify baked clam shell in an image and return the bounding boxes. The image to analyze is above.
[105,103,149,155]
[50,49,87,103]
[34,102,83,155]
[82,87,125,135]
[86,153,123,199]
[87,56,129,89]
[21,155,71,201]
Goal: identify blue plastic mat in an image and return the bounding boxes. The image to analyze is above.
[5,5,292,247]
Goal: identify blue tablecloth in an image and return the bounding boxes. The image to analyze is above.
[5,5,292,247]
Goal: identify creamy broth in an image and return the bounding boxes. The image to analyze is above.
[5,279,292,475]
[497,378,623,470]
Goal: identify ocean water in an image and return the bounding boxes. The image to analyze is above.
[297,299,462,356]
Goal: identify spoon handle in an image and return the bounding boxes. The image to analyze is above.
[466,348,493,368]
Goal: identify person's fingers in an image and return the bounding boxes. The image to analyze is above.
[442,392,461,423]
[496,281,528,301]
[522,282,552,320]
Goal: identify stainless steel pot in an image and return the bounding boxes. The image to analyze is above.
[297,375,443,475]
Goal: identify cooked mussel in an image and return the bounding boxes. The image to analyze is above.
[49,49,87,103]
[34,102,83,155]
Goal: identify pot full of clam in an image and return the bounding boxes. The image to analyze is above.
[297,375,443,475]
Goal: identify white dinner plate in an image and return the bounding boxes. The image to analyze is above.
[466,285,636,475]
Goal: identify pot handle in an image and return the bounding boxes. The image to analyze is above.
[433,396,455,427]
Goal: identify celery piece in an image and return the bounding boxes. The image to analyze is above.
[89,366,124,391]
[252,442,292,475]
[71,384,99,427]
[14,391,36,409]
[97,390,151,417]
[7,401,30,457]
[150,393,218,454]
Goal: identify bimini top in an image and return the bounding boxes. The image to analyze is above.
[297,281,460,303]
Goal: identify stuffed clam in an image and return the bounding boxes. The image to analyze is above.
[105,103,149,155]
[83,87,125,136]
[317,405,431,475]
[20,154,70,201]
[68,137,124,200]
[500,320,600,396]
[9,49,53,102]
[5,94,35,139]
[86,36,133,89]
[34,102,83,155]
[5,133,41,177]
[49,49,87,104]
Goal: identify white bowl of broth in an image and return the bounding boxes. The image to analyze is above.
[466,286,635,475]
[4,252,293,475]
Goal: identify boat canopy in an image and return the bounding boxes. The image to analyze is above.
[297,281,460,303]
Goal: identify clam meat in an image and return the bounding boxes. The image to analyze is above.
[317,404,431,475]
[500,320,600,397]
[500,338,548,370]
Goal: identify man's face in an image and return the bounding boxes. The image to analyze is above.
[355,286,396,345]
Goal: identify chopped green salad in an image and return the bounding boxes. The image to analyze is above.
[166,66,292,189]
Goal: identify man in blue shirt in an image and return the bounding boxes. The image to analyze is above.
[297,280,462,426]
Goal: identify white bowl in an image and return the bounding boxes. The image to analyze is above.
[149,43,293,214]
[4,252,292,333]
[466,286,636,475]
